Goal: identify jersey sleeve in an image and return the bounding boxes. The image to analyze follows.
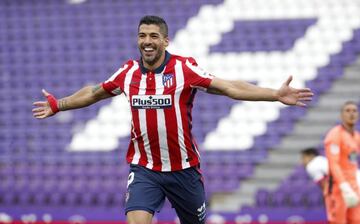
[324,127,346,184]
[307,163,325,183]
[183,57,214,91]
[102,60,133,96]
[306,157,328,183]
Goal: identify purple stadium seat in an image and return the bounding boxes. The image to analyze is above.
[256,189,271,207]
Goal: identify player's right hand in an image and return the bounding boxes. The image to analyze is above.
[340,182,360,208]
[32,89,58,119]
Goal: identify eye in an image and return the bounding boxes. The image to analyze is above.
[151,34,159,39]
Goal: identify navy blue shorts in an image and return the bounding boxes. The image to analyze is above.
[125,164,206,224]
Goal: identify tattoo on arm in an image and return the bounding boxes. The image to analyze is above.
[58,99,68,111]
[92,84,101,93]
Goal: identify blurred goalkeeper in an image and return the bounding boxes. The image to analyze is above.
[301,147,360,202]
[324,101,360,224]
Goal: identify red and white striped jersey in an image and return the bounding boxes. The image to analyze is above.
[102,51,214,171]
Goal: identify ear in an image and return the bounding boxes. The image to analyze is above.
[164,36,169,47]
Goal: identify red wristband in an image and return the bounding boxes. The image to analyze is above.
[46,94,60,113]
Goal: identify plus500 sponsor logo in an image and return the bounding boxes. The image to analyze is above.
[131,95,172,109]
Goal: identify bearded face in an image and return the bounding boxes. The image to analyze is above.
[138,24,169,67]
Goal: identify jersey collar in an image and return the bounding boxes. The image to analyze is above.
[139,51,171,74]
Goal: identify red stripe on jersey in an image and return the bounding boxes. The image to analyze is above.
[145,72,162,171]
[163,63,182,171]
[188,89,201,166]
[126,70,148,167]
[179,57,213,167]
[127,136,135,162]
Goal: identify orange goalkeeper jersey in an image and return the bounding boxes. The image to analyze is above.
[324,125,360,187]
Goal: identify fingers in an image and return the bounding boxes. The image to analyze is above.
[33,90,53,119]
[294,97,312,107]
[297,89,314,97]
[296,101,307,107]
[286,77,313,94]
[298,92,314,98]
[284,75,293,86]
[280,76,314,107]
[32,107,45,113]
[33,111,46,117]
[32,106,46,118]
[297,90,314,103]
[298,88,312,92]
[33,100,50,119]
[296,91,313,106]
[33,101,48,107]
[298,97,313,102]
[42,89,50,97]
[34,114,47,119]
[33,107,46,118]
[296,92,313,106]
[293,88,314,102]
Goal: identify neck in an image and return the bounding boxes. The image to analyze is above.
[342,122,355,134]
[142,51,166,71]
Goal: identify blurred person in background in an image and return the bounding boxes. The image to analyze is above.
[323,101,360,224]
[301,147,329,190]
[301,147,360,193]
[32,15,314,224]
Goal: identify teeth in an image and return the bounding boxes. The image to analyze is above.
[144,47,154,52]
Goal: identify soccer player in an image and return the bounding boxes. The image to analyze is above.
[301,147,360,195]
[324,101,360,224]
[301,147,329,190]
[32,15,314,224]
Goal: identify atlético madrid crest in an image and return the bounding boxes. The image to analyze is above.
[162,74,174,88]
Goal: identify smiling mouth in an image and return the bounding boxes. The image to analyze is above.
[143,47,155,54]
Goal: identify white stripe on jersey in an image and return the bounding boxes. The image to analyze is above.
[106,64,130,95]
[155,73,171,171]
[137,74,153,169]
[124,62,141,164]
[185,59,213,91]
[174,60,190,169]
[185,59,213,79]
[123,61,138,100]
[106,64,129,82]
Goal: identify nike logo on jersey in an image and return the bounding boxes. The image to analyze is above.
[131,95,172,109]
[130,81,141,85]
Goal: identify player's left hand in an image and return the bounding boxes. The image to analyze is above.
[276,76,314,107]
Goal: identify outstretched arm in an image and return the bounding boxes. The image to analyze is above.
[32,84,112,119]
[207,76,313,107]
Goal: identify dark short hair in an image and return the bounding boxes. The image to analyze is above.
[301,147,319,157]
[138,15,168,37]
[341,101,358,111]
